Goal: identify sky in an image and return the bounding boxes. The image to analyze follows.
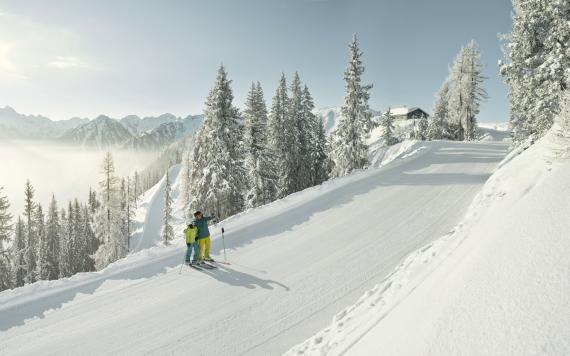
[0,0,513,122]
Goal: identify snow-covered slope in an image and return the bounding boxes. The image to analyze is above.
[287,128,569,355]
[0,138,508,355]
[0,106,88,139]
[59,115,135,148]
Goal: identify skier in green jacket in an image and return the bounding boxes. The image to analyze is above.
[193,211,216,264]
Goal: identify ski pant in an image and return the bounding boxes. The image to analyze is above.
[186,242,198,263]
[198,236,211,260]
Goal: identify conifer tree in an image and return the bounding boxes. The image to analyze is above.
[23,180,37,284]
[44,195,60,280]
[268,73,290,198]
[59,202,74,278]
[34,204,46,280]
[382,108,395,146]
[188,65,246,220]
[428,81,451,140]
[331,35,373,177]
[303,85,328,186]
[244,82,277,208]
[94,152,125,269]
[287,72,307,192]
[12,217,26,287]
[79,204,96,272]
[448,41,487,141]
[500,0,570,143]
[163,170,174,245]
[0,187,13,291]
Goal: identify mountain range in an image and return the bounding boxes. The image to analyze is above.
[0,106,203,150]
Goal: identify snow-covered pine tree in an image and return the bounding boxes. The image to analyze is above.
[44,195,60,280]
[500,0,570,144]
[34,204,47,280]
[303,85,328,186]
[133,171,140,208]
[71,199,85,274]
[0,187,13,291]
[58,208,69,278]
[94,152,125,270]
[88,187,99,215]
[428,81,451,140]
[162,170,174,245]
[125,176,134,252]
[80,204,96,272]
[447,41,487,141]
[180,151,192,216]
[58,201,74,278]
[382,108,395,146]
[244,82,277,208]
[268,73,290,198]
[288,72,309,192]
[331,35,373,177]
[23,180,37,284]
[418,116,429,141]
[12,217,26,287]
[188,65,246,220]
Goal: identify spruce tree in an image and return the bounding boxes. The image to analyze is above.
[79,204,96,272]
[188,65,246,220]
[382,108,395,146]
[428,81,451,140]
[268,73,290,198]
[303,85,328,186]
[500,0,570,143]
[287,72,307,192]
[163,170,174,245]
[418,116,429,141]
[34,204,46,280]
[59,202,74,278]
[23,180,37,284]
[44,195,60,280]
[244,82,277,208]
[331,35,373,177]
[0,187,13,291]
[12,217,26,287]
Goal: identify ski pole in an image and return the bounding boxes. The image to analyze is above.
[222,227,227,262]
[179,254,185,275]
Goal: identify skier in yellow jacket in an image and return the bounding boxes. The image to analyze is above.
[184,223,199,265]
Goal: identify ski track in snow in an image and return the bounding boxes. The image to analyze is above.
[0,140,509,356]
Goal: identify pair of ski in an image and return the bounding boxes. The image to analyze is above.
[188,261,217,271]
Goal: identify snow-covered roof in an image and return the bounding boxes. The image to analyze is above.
[385,107,419,116]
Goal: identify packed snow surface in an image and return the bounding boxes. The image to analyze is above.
[288,129,569,355]
[0,140,508,355]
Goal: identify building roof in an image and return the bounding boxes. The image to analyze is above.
[384,107,429,117]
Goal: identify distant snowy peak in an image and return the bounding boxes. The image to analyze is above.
[123,115,203,150]
[60,115,134,148]
[0,106,88,139]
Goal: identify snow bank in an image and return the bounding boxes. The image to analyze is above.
[286,126,570,355]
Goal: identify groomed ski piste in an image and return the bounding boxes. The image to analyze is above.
[0,129,517,355]
[287,125,570,355]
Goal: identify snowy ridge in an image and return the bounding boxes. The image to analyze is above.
[285,126,569,355]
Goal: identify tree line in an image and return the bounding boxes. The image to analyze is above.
[175,35,373,225]
[0,153,142,291]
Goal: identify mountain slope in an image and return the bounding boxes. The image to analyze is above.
[0,106,88,139]
[122,115,203,150]
[59,115,135,148]
[288,128,569,356]
[0,139,508,355]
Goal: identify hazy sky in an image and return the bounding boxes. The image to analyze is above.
[0,0,513,122]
